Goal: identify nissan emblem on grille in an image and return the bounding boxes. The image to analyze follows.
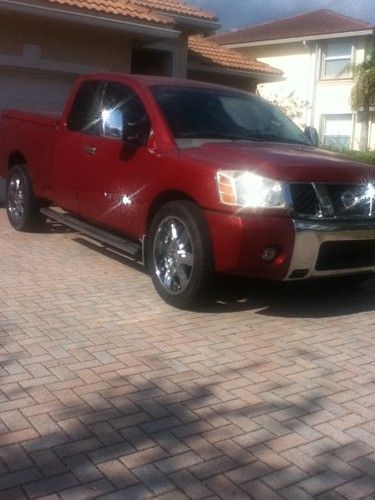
[341,183,375,216]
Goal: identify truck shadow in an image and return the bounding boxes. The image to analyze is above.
[202,275,375,318]
[31,219,375,319]
[72,237,148,275]
[43,221,77,234]
[71,231,375,319]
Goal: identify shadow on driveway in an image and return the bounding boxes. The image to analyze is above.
[0,340,373,498]
[200,274,375,318]
[73,232,375,318]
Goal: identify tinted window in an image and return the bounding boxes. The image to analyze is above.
[67,81,151,143]
[152,86,309,146]
[67,81,103,133]
[101,82,151,142]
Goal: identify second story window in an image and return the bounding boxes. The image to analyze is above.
[322,41,353,78]
[322,114,353,149]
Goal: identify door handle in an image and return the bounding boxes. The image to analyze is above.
[84,145,97,155]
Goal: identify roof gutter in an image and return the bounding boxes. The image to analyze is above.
[223,29,375,48]
[0,0,180,38]
[162,12,220,32]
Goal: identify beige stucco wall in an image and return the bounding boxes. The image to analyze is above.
[0,12,133,112]
[244,43,312,127]
[239,37,375,150]
[0,13,132,71]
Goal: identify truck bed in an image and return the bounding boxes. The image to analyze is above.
[1,109,60,126]
[0,109,60,199]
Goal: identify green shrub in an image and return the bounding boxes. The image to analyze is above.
[342,150,375,165]
[322,147,375,165]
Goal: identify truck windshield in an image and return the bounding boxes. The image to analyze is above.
[152,86,310,146]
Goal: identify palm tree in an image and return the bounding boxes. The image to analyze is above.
[349,50,375,150]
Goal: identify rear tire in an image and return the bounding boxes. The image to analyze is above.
[6,165,45,231]
[147,201,213,309]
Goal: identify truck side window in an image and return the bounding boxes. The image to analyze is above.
[102,82,151,144]
[67,81,104,134]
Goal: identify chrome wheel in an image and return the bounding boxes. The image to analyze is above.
[153,216,194,295]
[7,174,25,223]
[6,165,44,232]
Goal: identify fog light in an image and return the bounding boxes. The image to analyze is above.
[262,246,279,263]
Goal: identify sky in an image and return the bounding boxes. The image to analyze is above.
[188,0,375,31]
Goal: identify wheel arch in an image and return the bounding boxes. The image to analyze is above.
[146,190,199,231]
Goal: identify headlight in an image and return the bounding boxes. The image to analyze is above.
[216,170,285,209]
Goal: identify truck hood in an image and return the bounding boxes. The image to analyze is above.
[179,141,375,183]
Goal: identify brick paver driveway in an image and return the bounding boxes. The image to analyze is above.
[0,204,374,499]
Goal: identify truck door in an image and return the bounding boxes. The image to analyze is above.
[59,80,153,238]
[52,80,104,214]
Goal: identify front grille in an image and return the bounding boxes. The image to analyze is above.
[326,184,373,217]
[316,240,375,270]
[289,181,375,219]
[289,183,319,217]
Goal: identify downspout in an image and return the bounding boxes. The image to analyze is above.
[303,40,319,127]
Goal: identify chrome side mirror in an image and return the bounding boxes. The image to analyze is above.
[304,126,319,147]
[102,108,123,139]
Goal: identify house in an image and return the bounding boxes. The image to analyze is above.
[187,36,282,92]
[212,9,375,150]
[0,0,281,114]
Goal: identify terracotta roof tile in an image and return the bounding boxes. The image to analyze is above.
[212,9,374,45]
[44,0,216,25]
[129,0,217,20]
[47,0,174,24]
[188,36,282,75]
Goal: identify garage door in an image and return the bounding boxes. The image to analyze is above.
[0,68,74,113]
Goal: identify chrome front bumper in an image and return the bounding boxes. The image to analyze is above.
[286,219,375,280]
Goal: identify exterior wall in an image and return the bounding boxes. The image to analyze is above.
[0,13,195,113]
[0,13,133,112]
[244,43,312,128]
[0,14,132,70]
[238,37,375,150]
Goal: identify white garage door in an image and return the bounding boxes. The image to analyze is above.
[0,68,74,113]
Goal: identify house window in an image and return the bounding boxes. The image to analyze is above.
[322,114,353,149]
[322,42,352,78]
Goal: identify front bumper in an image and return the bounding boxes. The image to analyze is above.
[286,219,375,280]
[206,210,375,281]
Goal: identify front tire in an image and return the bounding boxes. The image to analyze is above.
[147,201,213,309]
[6,165,45,231]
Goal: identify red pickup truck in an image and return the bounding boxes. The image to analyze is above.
[1,73,375,307]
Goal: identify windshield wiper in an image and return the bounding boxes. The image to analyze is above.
[245,133,309,145]
[178,131,308,145]
[177,131,251,141]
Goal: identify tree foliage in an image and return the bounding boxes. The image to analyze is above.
[347,50,375,150]
[350,50,375,111]
[264,91,310,125]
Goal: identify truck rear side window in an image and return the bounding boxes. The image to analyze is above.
[67,81,103,133]
[67,80,151,143]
